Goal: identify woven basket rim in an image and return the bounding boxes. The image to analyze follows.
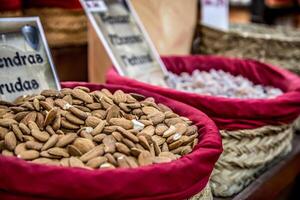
[200,23,300,42]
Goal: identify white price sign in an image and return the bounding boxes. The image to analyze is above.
[80,0,169,86]
[0,17,60,102]
[201,0,229,30]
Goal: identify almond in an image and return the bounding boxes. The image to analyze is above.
[80,145,104,162]
[138,151,153,166]
[25,141,43,150]
[56,133,77,147]
[48,147,70,158]
[43,108,57,126]
[72,88,93,104]
[18,150,39,160]
[42,134,59,151]
[4,131,17,151]
[86,156,107,169]
[73,138,95,154]
[69,156,85,168]
[109,118,133,130]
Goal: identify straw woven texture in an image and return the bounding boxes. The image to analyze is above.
[194,24,300,74]
[211,125,293,197]
[0,10,22,17]
[189,183,213,200]
[25,8,87,47]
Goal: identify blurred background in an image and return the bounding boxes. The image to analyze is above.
[1,0,299,82]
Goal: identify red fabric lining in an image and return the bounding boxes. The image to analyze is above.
[24,0,82,9]
[107,56,300,130]
[0,82,222,200]
[0,0,21,11]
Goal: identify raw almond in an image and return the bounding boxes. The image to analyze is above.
[85,116,101,128]
[109,118,133,130]
[115,142,130,155]
[48,147,70,158]
[0,118,17,127]
[42,134,59,151]
[69,157,85,168]
[67,145,83,156]
[56,133,77,147]
[86,156,107,168]
[72,88,94,104]
[138,151,153,166]
[4,131,17,151]
[113,90,127,104]
[11,124,23,141]
[103,135,116,153]
[80,145,104,162]
[25,141,43,150]
[73,138,95,154]
[44,108,58,126]
[18,150,39,160]
[32,129,50,142]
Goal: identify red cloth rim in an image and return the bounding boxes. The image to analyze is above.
[106,55,300,130]
[24,0,82,9]
[0,82,222,200]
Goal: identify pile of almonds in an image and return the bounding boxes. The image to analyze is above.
[0,87,198,169]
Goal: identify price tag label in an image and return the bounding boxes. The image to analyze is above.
[201,0,229,30]
[80,0,168,86]
[85,0,108,12]
[0,17,60,101]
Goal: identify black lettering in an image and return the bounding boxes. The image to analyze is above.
[5,84,13,93]
[9,83,15,92]
[36,54,43,63]
[13,52,22,66]
[31,79,39,89]
[0,58,3,68]
[21,55,27,65]
[3,57,13,67]
[15,77,24,92]
[0,84,3,95]
[101,15,130,24]
[28,55,36,64]
[23,81,32,90]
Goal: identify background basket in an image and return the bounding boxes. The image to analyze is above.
[193,24,300,74]
[211,125,293,197]
[106,55,300,197]
[24,7,87,47]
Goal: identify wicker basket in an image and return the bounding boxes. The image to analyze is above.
[194,24,300,74]
[211,125,293,197]
[0,10,22,17]
[189,183,213,200]
[24,8,87,47]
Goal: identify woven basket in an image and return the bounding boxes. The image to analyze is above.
[0,10,22,17]
[24,8,87,47]
[211,125,293,197]
[189,183,213,200]
[194,24,300,74]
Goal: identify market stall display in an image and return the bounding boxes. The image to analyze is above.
[107,55,300,197]
[193,23,300,74]
[0,83,222,200]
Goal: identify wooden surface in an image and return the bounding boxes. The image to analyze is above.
[51,44,88,82]
[214,134,300,200]
[131,0,198,55]
[87,22,112,83]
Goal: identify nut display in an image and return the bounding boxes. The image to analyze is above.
[169,69,283,99]
[0,87,198,169]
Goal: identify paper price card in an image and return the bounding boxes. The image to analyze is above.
[0,17,60,102]
[80,0,168,86]
[201,0,229,30]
